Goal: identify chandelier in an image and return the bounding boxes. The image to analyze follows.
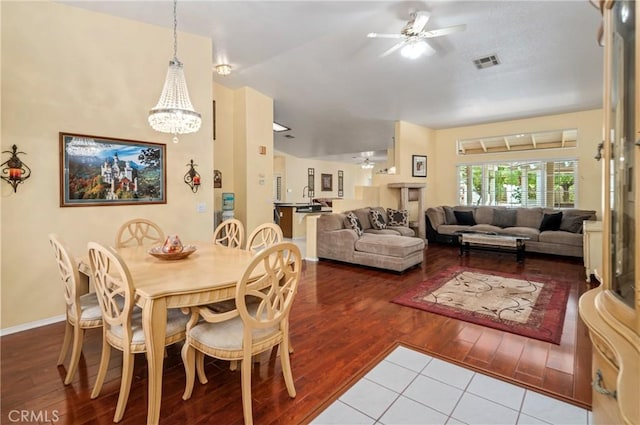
[148,0,201,143]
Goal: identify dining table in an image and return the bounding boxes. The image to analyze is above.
[80,241,261,425]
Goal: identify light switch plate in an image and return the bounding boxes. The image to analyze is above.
[196,203,206,213]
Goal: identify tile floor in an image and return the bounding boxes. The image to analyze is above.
[310,345,592,425]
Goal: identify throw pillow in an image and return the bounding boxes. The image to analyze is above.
[369,209,387,229]
[387,208,409,226]
[492,209,517,228]
[539,212,563,231]
[560,214,593,233]
[453,210,476,226]
[344,212,363,237]
[443,206,457,224]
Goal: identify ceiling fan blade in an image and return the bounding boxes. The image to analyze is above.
[409,11,430,34]
[367,32,404,39]
[379,41,406,58]
[419,24,467,38]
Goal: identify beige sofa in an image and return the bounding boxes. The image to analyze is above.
[426,206,596,257]
[316,207,425,272]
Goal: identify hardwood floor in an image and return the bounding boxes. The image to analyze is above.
[0,243,592,424]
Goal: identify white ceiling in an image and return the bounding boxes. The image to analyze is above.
[60,1,604,166]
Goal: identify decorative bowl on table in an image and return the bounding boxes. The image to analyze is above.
[148,245,197,261]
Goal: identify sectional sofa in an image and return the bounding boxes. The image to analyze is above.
[426,205,597,257]
[316,207,424,272]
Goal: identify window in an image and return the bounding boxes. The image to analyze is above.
[457,159,578,208]
[457,129,577,155]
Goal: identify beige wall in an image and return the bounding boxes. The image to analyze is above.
[432,109,603,217]
[1,1,213,330]
[213,82,235,213]
[274,151,370,203]
[232,87,274,235]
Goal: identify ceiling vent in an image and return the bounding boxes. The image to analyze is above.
[473,54,500,70]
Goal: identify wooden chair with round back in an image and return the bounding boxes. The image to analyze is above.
[181,242,302,425]
[212,218,245,249]
[115,218,165,248]
[246,223,283,253]
[88,241,189,423]
[49,234,103,385]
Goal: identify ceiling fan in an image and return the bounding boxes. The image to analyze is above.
[367,11,466,59]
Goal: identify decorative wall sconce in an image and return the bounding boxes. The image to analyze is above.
[184,159,201,193]
[1,144,31,192]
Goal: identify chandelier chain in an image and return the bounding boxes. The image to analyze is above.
[173,0,178,60]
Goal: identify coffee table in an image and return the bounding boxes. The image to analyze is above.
[457,232,530,262]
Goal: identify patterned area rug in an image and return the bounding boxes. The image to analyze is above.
[392,266,572,344]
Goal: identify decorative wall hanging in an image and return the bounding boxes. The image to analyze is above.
[338,170,344,197]
[59,132,166,207]
[321,173,333,191]
[184,159,201,193]
[412,155,427,177]
[307,168,315,199]
[1,144,31,193]
[213,169,222,188]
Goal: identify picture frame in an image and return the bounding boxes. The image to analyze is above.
[337,170,344,197]
[321,173,333,191]
[412,155,427,178]
[307,168,315,199]
[59,132,167,207]
[213,169,222,188]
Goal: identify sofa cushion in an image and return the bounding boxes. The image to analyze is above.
[469,224,503,234]
[560,214,593,233]
[443,206,457,224]
[539,212,563,231]
[388,226,416,237]
[387,208,409,226]
[492,209,517,228]
[344,212,363,237]
[539,231,583,247]
[353,208,372,230]
[475,207,495,225]
[436,224,474,235]
[454,210,476,226]
[355,234,424,258]
[516,208,543,228]
[364,228,401,235]
[499,227,540,241]
[369,209,387,229]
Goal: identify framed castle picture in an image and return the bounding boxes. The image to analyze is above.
[59,132,167,207]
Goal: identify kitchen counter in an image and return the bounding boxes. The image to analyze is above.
[274,203,332,238]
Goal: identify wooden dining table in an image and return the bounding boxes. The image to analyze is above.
[80,242,260,425]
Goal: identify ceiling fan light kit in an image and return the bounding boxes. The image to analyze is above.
[368,10,465,59]
[401,40,429,59]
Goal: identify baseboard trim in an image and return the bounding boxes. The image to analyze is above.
[1,315,65,337]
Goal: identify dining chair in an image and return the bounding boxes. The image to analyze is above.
[115,218,165,248]
[87,241,189,423]
[181,242,302,425]
[49,234,103,385]
[212,218,245,249]
[246,223,283,253]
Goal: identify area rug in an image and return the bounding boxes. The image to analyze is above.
[391,266,572,344]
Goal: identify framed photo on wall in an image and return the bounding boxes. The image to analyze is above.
[59,132,167,207]
[412,155,427,177]
[321,173,333,191]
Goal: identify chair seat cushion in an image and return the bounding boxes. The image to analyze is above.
[76,293,103,322]
[110,307,188,345]
[188,304,278,351]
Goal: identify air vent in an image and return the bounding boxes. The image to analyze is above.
[473,54,500,69]
[284,134,295,139]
